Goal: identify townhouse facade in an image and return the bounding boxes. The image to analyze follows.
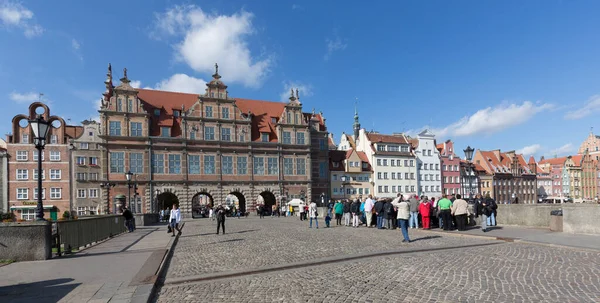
[355,129,416,198]
[412,130,442,197]
[579,150,597,201]
[578,130,600,160]
[0,139,7,213]
[437,140,461,195]
[71,120,104,215]
[473,149,537,204]
[98,65,328,216]
[478,168,494,199]
[329,149,373,200]
[538,156,567,201]
[534,157,552,201]
[6,102,82,220]
[564,156,582,201]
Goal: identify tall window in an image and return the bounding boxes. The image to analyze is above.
[296,158,306,175]
[237,156,247,175]
[319,139,327,150]
[77,189,86,198]
[110,152,124,173]
[205,127,215,140]
[204,155,215,174]
[89,157,98,165]
[267,157,278,175]
[131,122,143,136]
[168,154,181,174]
[254,157,265,175]
[222,156,233,174]
[283,132,291,144]
[222,107,229,119]
[76,156,86,165]
[205,106,213,118]
[188,155,200,174]
[117,98,122,111]
[22,134,29,143]
[287,112,291,124]
[152,154,164,174]
[89,189,99,198]
[261,133,269,142]
[127,99,133,112]
[190,131,196,140]
[221,128,231,141]
[109,121,121,136]
[129,153,143,173]
[296,132,305,145]
[284,158,293,175]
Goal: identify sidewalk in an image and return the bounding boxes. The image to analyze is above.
[0,224,174,303]
[425,225,600,251]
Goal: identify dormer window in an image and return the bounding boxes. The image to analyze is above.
[173,110,180,118]
[22,134,29,143]
[261,133,269,142]
[333,162,339,168]
[271,117,277,123]
[154,109,161,116]
[161,127,170,138]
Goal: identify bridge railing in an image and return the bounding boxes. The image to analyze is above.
[54,215,127,255]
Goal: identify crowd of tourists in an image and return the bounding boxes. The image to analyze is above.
[305,193,500,243]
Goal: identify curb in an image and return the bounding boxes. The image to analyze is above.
[146,223,183,302]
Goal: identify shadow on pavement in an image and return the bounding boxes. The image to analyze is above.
[0,278,79,303]
[184,229,259,238]
[410,235,441,242]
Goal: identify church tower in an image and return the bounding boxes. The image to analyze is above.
[353,107,360,141]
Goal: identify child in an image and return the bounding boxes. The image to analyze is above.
[325,214,331,228]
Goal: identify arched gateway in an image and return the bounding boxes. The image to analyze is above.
[191,192,214,218]
[157,192,179,212]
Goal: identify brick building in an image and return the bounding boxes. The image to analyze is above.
[538,156,566,201]
[474,149,537,204]
[7,102,82,220]
[99,65,328,216]
[71,120,104,215]
[437,140,461,195]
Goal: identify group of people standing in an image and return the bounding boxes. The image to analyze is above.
[326,193,500,242]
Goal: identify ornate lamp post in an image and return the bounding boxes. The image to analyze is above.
[29,115,51,221]
[125,171,133,210]
[155,188,161,213]
[100,182,116,214]
[463,146,475,200]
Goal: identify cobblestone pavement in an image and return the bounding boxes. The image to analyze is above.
[155,217,600,302]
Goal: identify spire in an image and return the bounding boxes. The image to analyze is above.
[288,88,297,102]
[296,88,299,100]
[353,98,361,140]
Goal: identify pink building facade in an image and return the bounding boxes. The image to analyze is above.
[437,140,461,196]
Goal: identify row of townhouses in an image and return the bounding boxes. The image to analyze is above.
[3,66,600,220]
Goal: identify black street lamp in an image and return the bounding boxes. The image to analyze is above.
[320,192,325,207]
[125,171,133,211]
[155,188,161,213]
[29,115,51,221]
[464,146,475,200]
[341,176,348,200]
[100,182,116,214]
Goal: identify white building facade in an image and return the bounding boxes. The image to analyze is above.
[354,129,417,198]
[413,130,442,197]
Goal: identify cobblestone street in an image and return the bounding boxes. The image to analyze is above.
[154,217,600,303]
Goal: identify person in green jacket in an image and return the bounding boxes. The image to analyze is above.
[334,200,344,226]
[437,195,453,231]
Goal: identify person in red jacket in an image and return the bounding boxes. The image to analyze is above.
[419,199,432,229]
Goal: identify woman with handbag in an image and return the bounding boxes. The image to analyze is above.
[309,201,319,228]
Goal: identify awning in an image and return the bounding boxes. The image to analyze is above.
[10,205,55,210]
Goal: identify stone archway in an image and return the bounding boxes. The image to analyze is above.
[191,192,214,218]
[157,192,179,212]
[258,191,277,215]
[228,192,247,214]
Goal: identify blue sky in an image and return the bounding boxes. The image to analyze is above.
[1,0,600,159]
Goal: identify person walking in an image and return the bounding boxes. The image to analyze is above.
[298,202,305,221]
[486,195,498,226]
[351,198,361,228]
[364,195,375,228]
[122,207,134,232]
[396,197,411,243]
[216,204,226,234]
[309,201,319,228]
[169,204,182,237]
[451,194,469,231]
[437,195,453,231]
[409,195,420,229]
[334,200,343,225]
[419,198,432,229]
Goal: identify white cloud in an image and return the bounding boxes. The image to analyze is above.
[517,144,542,156]
[292,4,302,10]
[279,81,313,101]
[71,38,80,50]
[130,80,142,89]
[564,95,600,120]
[154,74,206,94]
[417,101,553,139]
[9,91,39,103]
[324,36,347,61]
[548,143,575,157]
[0,1,43,38]
[151,5,272,88]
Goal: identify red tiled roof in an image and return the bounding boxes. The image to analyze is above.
[329,150,346,171]
[570,155,583,167]
[528,156,536,164]
[137,89,197,137]
[539,157,567,166]
[236,98,286,142]
[366,133,408,144]
[537,166,549,174]
[64,125,83,139]
[474,163,487,172]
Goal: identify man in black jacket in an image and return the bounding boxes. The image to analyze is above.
[343,200,352,226]
[475,196,495,232]
[122,207,134,232]
[374,199,385,229]
[350,199,361,228]
[216,204,226,234]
